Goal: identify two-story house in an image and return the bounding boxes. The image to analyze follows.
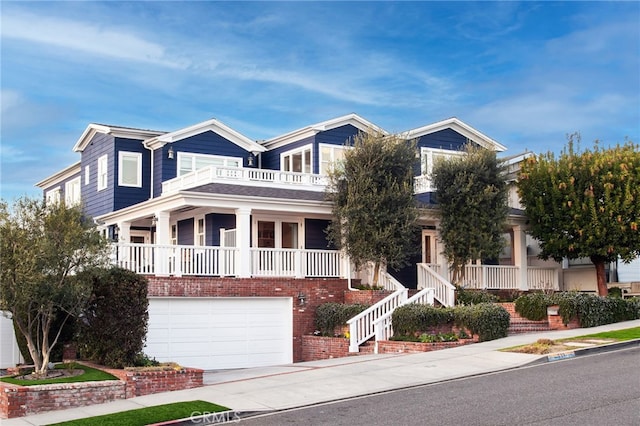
[32,113,561,370]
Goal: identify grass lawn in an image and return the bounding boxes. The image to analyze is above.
[48,400,231,426]
[0,363,117,386]
[501,327,640,354]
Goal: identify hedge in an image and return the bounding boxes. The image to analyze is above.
[315,303,369,336]
[514,292,640,327]
[391,302,510,342]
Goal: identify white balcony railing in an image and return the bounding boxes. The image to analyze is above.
[161,166,435,195]
[110,243,342,278]
[527,267,559,291]
[161,165,328,195]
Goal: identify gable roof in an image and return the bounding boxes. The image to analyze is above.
[35,161,81,189]
[403,118,507,152]
[73,124,166,152]
[145,118,266,154]
[262,113,387,149]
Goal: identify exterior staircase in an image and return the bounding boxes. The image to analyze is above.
[346,269,451,354]
[502,303,552,334]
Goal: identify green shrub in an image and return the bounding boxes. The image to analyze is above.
[455,303,510,342]
[514,292,552,321]
[76,267,149,368]
[514,291,640,327]
[391,304,455,336]
[608,287,623,298]
[315,303,369,336]
[455,287,499,305]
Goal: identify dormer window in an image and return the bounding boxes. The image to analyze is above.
[119,151,142,187]
[65,177,81,205]
[282,145,311,173]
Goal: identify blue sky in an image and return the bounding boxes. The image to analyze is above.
[1,1,639,201]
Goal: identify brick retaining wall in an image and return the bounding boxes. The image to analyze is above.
[301,335,350,361]
[377,338,478,354]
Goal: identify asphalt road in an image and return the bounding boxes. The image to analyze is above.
[236,346,640,426]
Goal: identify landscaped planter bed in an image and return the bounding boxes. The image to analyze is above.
[0,362,203,419]
[376,337,478,354]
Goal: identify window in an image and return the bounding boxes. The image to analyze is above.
[419,148,465,177]
[46,187,61,204]
[195,216,205,246]
[281,145,312,173]
[118,151,142,187]
[97,155,108,191]
[177,153,241,176]
[319,144,348,175]
[84,165,90,185]
[65,177,81,205]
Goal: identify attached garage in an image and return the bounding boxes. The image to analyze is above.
[146,297,293,370]
[0,312,23,369]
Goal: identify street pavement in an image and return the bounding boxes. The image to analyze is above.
[4,319,640,425]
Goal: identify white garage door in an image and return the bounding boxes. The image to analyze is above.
[146,297,292,370]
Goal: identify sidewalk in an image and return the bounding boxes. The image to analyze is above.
[5,319,640,425]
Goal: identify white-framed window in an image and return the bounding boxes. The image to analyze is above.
[97,155,108,191]
[65,177,81,205]
[177,153,241,176]
[84,165,90,185]
[45,187,61,205]
[319,144,349,175]
[195,216,205,246]
[419,147,465,177]
[118,151,142,187]
[281,145,312,173]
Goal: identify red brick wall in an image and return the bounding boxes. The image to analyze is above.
[377,338,478,354]
[0,381,125,419]
[105,368,203,398]
[344,289,391,305]
[300,335,350,361]
[146,277,349,362]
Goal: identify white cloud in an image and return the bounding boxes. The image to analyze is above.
[1,11,189,69]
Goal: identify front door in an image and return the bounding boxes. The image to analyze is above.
[255,220,301,275]
[422,229,439,270]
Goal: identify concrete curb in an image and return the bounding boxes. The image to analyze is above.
[525,338,640,366]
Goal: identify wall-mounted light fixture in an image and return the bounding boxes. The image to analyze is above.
[151,215,157,226]
[167,145,175,159]
[247,153,255,167]
[297,291,307,306]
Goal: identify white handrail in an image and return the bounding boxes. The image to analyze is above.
[347,272,408,352]
[417,263,456,307]
[378,271,405,292]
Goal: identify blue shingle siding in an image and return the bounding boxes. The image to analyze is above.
[81,133,115,218]
[177,218,194,245]
[414,128,468,151]
[304,219,334,249]
[207,213,236,246]
[152,146,165,198]
[113,138,151,211]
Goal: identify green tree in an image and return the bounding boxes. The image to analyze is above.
[517,135,640,296]
[326,131,420,285]
[431,144,509,285]
[76,267,149,368]
[0,197,109,375]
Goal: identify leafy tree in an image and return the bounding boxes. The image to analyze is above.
[76,267,149,368]
[517,135,640,296]
[431,144,509,285]
[0,197,109,375]
[326,131,420,285]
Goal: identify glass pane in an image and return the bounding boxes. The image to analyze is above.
[304,150,311,173]
[258,221,275,248]
[122,155,138,185]
[292,152,302,173]
[282,222,298,249]
[283,155,291,172]
[179,155,193,176]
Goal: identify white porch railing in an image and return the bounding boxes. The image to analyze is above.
[347,273,408,352]
[527,267,559,291]
[378,270,406,292]
[458,265,519,290]
[111,244,342,278]
[161,165,328,195]
[111,243,238,276]
[417,263,456,307]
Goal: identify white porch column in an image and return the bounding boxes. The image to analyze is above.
[118,221,131,243]
[513,225,528,290]
[155,211,171,276]
[117,221,131,268]
[236,207,252,278]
